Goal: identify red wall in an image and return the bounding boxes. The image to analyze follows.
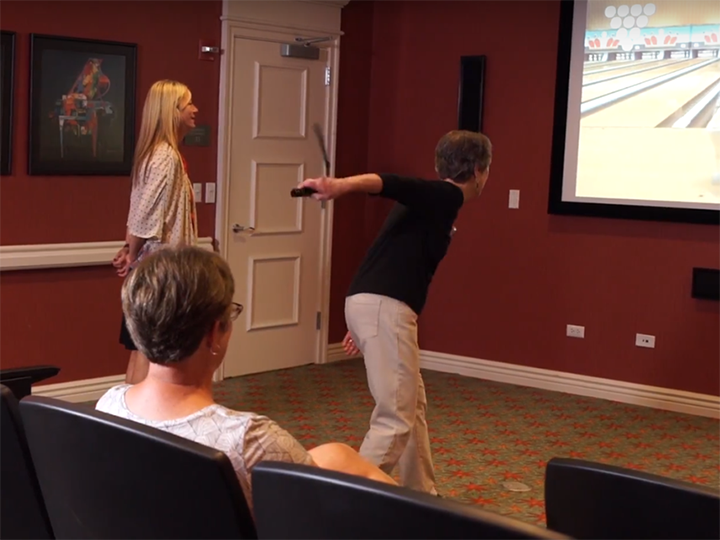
[329,0,375,342]
[0,1,221,382]
[332,0,720,396]
[3,0,717,396]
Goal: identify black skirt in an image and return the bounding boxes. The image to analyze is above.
[119,312,137,351]
[118,264,138,351]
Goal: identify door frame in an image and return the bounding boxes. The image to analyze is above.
[214,1,347,381]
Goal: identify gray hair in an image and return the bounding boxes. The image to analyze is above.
[121,245,235,363]
[434,130,493,183]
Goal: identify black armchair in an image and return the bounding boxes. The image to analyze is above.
[19,395,257,539]
[0,365,60,399]
[0,385,54,539]
[252,461,569,539]
[545,456,720,539]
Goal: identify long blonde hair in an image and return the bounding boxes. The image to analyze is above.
[131,80,190,186]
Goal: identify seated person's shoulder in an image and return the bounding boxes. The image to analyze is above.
[237,411,314,466]
[95,384,131,413]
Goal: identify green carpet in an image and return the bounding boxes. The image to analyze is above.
[214,359,720,526]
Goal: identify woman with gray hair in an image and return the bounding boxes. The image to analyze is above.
[96,245,395,513]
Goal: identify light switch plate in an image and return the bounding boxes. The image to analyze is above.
[205,183,216,204]
[509,189,520,209]
[193,183,202,203]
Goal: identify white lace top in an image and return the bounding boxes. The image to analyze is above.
[96,384,315,512]
[126,142,198,263]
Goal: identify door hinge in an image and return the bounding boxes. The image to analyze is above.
[324,66,331,86]
[316,311,322,330]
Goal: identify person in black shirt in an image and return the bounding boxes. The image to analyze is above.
[297,130,492,494]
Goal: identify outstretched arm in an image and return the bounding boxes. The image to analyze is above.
[298,173,383,200]
[298,173,462,213]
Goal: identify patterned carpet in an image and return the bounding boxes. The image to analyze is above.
[214,359,720,527]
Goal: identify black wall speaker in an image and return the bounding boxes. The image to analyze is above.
[457,55,486,133]
[692,268,719,301]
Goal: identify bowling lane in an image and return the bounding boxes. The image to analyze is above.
[583,59,636,73]
[583,58,681,84]
[582,58,705,102]
[582,61,720,127]
[707,104,720,130]
[575,128,720,205]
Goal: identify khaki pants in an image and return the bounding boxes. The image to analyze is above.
[345,293,437,494]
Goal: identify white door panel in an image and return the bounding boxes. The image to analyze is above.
[223,37,327,377]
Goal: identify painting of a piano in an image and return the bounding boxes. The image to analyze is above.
[28,34,137,176]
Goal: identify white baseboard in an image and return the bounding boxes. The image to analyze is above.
[29,345,720,419]
[0,237,215,271]
[325,343,720,419]
[32,374,125,403]
[420,350,720,419]
[31,343,354,402]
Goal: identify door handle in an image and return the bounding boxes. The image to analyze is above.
[232,224,255,233]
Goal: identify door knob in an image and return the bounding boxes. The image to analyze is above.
[232,224,255,233]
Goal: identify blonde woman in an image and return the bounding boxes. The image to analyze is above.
[112,80,199,384]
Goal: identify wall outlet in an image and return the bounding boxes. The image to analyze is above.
[635,333,655,348]
[193,183,203,203]
[205,183,216,204]
[509,189,520,209]
[566,324,585,338]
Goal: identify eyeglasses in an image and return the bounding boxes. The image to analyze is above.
[230,302,244,321]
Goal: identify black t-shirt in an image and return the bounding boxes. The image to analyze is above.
[347,173,465,316]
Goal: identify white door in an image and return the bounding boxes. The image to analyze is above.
[222,37,329,378]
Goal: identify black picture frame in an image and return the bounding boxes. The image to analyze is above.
[28,34,137,176]
[457,55,486,133]
[1,31,15,176]
[548,0,718,226]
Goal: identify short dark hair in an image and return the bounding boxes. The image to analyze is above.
[121,246,235,364]
[434,130,492,183]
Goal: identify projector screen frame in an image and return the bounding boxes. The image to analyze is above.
[548,0,720,226]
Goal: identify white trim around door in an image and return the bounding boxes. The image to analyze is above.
[215,0,346,381]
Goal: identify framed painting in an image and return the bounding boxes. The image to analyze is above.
[28,34,137,176]
[1,31,15,176]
